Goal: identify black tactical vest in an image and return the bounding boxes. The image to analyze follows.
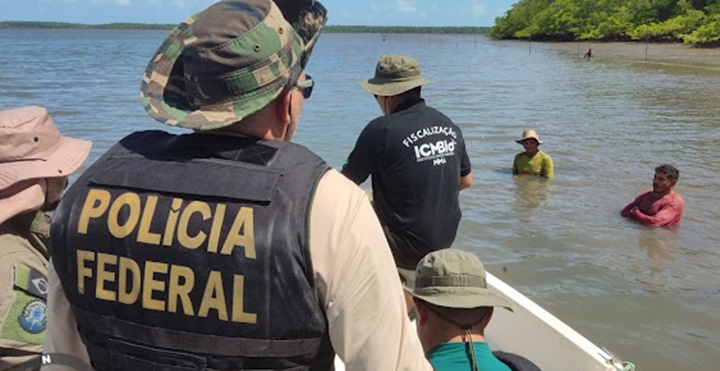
[51,131,333,370]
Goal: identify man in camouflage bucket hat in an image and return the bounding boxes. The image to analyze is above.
[44,1,431,370]
[140,0,323,130]
[411,249,540,371]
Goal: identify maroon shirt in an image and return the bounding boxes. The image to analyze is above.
[621,190,684,227]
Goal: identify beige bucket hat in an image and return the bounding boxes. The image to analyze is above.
[516,129,543,144]
[359,54,433,97]
[0,106,91,191]
[411,249,512,311]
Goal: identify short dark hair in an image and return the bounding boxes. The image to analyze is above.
[425,302,489,328]
[398,86,421,100]
[655,164,679,181]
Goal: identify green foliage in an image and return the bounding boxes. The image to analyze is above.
[682,14,720,44]
[488,0,553,39]
[629,3,706,41]
[627,22,664,40]
[489,0,720,46]
[532,0,581,40]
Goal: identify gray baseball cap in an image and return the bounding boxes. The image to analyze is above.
[411,249,513,311]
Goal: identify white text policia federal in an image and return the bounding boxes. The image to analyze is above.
[74,189,258,324]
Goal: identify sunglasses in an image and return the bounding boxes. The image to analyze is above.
[295,74,314,99]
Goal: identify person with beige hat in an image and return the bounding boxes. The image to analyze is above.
[0,106,91,369]
[512,129,554,179]
[43,1,430,370]
[411,249,540,371]
[342,54,473,273]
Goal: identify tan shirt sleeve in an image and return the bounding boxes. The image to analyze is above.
[43,260,91,368]
[310,170,431,371]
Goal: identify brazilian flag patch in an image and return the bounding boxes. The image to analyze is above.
[0,265,47,345]
[18,299,47,333]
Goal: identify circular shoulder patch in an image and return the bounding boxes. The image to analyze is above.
[18,299,47,334]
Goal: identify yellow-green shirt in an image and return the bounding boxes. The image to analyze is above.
[513,150,553,179]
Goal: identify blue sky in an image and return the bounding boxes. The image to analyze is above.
[0,0,515,27]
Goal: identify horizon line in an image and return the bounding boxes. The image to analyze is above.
[0,20,493,29]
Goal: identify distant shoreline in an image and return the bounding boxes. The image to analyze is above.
[0,21,174,30]
[0,21,490,34]
[4,22,719,68]
[509,40,720,70]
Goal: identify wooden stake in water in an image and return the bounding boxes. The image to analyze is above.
[528,38,532,56]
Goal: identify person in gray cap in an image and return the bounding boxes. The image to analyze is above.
[411,249,536,371]
[342,54,473,274]
[43,1,430,370]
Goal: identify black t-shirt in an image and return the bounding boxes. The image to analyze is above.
[342,99,471,268]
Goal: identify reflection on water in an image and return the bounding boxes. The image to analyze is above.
[512,176,550,213]
[634,227,679,289]
[638,228,679,263]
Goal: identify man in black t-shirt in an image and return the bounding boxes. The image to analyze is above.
[342,54,473,271]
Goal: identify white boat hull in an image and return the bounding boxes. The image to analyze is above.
[485,272,626,371]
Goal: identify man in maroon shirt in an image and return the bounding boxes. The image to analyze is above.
[621,164,685,227]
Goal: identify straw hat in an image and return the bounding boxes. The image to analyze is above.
[411,249,512,311]
[0,106,91,192]
[359,54,433,97]
[515,129,543,144]
[140,0,328,131]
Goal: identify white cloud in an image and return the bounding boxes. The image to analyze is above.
[367,0,417,14]
[29,0,79,3]
[143,0,215,9]
[86,0,129,5]
[469,0,486,16]
[397,0,416,13]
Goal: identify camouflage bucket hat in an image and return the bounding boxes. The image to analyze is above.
[359,54,433,97]
[140,0,328,131]
[411,249,513,311]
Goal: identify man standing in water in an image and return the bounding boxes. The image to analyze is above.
[342,54,472,273]
[512,129,554,179]
[43,1,430,370]
[621,164,684,227]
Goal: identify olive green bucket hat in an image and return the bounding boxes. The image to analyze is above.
[411,249,513,311]
[359,54,433,97]
[140,0,328,131]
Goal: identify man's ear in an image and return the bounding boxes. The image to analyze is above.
[482,307,495,327]
[413,298,428,324]
[275,88,293,125]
